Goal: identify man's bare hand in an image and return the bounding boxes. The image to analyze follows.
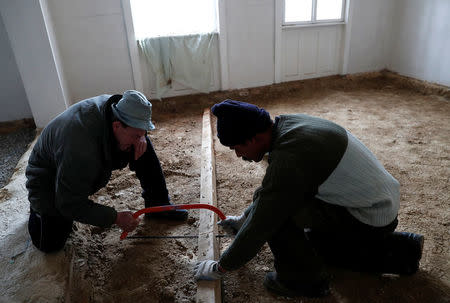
[115,211,140,232]
[133,136,147,160]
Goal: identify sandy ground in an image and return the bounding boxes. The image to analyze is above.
[213,76,450,303]
[66,112,204,303]
[0,72,449,302]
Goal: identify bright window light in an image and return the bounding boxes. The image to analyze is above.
[130,0,218,39]
[284,0,345,24]
[317,0,343,20]
[285,0,312,23]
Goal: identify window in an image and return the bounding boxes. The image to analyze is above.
[130,0,218,39]
[284,0,346,24]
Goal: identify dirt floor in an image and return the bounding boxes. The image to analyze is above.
[212,75,450,303]
[2,72,448,302]
[71,72,449,303]
[67,112,204,302]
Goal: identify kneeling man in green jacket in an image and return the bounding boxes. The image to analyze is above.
[26,90,187,253]
[194,100,424,298]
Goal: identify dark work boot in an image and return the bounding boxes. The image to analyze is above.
[144,201,188,221]
[263,272,330,298]
[381,231,424,275]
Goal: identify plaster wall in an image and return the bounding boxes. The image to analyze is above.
[45,0,276,97]
[45,0,134,104]
[388,0,450,86]
[0,0,67,128]
[225,0,275,89]
[0,14,31,122]
[345,0,395,74]
[1,0,449,124]
[40,0,71,106]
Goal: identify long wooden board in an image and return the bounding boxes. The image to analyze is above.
[196,108,221,303]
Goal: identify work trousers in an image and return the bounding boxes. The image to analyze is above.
[28,136,169,253]
[268,198,397,284]
[115,136,170,205]
[28,207,73,253]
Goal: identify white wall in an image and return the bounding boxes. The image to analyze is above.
[138,0,277,94]
[1,0,449,124]
[0,14,32,122]
[345,0,395,74]
[46,0,134,104]
[0,0,67,128]
[389,0,450,87]
[226,0,275,89]
[42,0,450,94]
[45,0,276,99]
[40,0,71,106]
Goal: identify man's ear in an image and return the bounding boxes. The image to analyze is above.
[244,137,255,146]
[254,130,271,148]
[252,133,264,143]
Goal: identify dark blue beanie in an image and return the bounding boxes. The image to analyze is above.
[211,99,272,146]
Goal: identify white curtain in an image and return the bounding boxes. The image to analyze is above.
[138,33,216,99]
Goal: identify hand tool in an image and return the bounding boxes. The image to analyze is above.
[120,203,226,240]
[126,234,231,239]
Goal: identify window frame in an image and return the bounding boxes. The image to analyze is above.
[283,0,347,27]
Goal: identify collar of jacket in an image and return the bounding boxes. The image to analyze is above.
[102,94,123,164]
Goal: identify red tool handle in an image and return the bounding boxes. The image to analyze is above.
[120,204,226,240]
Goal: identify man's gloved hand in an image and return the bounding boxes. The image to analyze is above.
[194,260,223,281]
[217,214,246,235]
